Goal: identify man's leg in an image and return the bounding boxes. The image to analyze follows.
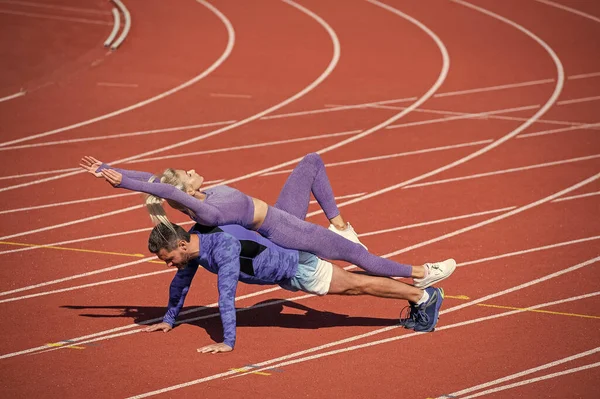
[327,263,423,302]
[326,263,444,332]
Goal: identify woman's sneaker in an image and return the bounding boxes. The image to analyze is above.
[413,259,456,289]
[328,222,368,250]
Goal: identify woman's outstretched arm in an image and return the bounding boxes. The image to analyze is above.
[101,169,225,225]
[80,156,155,181]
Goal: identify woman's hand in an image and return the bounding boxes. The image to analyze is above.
[79,156,104,177]
[101,169,123,187]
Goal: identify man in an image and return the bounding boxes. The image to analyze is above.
[144,223,454,353]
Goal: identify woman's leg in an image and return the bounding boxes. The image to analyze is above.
[274,153,341,223]
[259,206,414,277]
[274,153,365,247]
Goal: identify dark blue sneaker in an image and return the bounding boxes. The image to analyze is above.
[399,303,418,329]
[413,287,444,332]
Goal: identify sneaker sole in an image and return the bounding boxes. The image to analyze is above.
[414,260,457,289]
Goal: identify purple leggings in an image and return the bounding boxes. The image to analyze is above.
[257,153,412,277]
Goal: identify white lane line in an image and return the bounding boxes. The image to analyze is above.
[0,257,154,299]
[557,95,600,105]
[0,91,25,103]
[458,235,600,267]
[103,8,120,47]
[404,154,600,189]
[457,362,600,399]
[518,121,600,138]
[0,121,236,152]
[0,0,110,14]
[97,82,139,88]
[569,72,600,80]
[0,179,223,215]
[261,139,495,177]
[384,172,600,260]
[0,192,140,215]
[0,269,174,304]
[305,0,565,219]
[211,0,450,190]
[552,190,600,202]
[0,167,78,180]
[0,9,112,25]
[383,103,586,128]
[0,204,143,241]
[209,93,252,98]
[125,130,363,165]
[0,0,235,150]
[360,206,517,237]
[442,347,600,398]
[0,0,337,198]
[434,78,555,97]
[110,0,131,50]
[536,0,600,24]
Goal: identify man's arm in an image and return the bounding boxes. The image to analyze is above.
[163,264,198,327]
[198,234,241,353]
[145,264,198,334]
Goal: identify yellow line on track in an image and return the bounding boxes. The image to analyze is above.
[477,303,600,320]
[0,240,150,259]
[230,368,271,376]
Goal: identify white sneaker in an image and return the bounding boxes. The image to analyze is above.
[328,222,368,250]
[413,258,456,289]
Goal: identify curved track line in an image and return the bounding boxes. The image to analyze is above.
[110,0,131,50]
[536,0,600,24]
[0,91,25,103]
[211,0,451,188]
[0,0,235,149]
[103,8,120,47]
[307,0,565,217]
[0,0,338,196]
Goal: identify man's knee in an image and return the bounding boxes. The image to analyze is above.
[332,270,367,295]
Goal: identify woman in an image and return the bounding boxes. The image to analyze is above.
[80,154,455,286]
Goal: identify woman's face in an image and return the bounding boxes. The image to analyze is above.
[176,169,204,193]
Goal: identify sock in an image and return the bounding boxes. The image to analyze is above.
[416,290,429,305]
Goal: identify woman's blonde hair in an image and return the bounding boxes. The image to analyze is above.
[144,168,194,227]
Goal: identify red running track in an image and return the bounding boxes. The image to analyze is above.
[0,0,599,398]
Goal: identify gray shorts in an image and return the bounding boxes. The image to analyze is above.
[279,251,333,296]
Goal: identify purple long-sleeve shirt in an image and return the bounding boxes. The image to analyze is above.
[163,224,299,348]
[98,163,256,228]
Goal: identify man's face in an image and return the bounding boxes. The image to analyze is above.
[156,242,192,269]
